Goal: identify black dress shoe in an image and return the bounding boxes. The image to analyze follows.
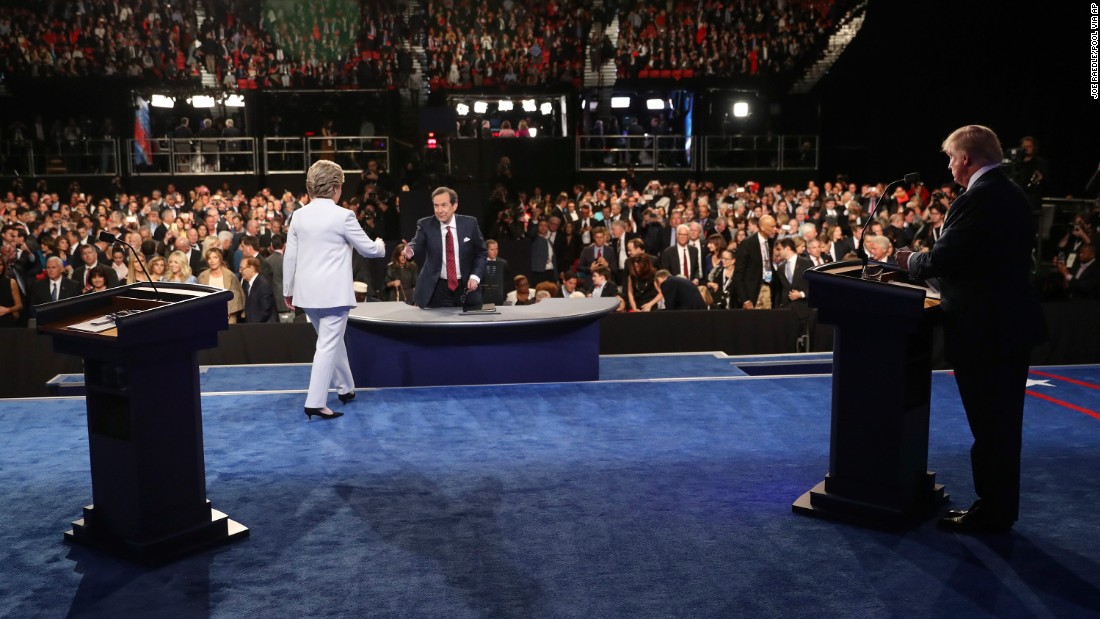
[338,391,356,404]
[938,511,1013,534]
[305,407,344,420]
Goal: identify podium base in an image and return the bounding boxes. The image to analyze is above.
[793,477,948,529]
[65,502,249,565]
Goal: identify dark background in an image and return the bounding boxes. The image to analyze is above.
[817,0,1097,196]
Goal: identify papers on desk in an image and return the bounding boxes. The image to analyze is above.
[67,315,120,333]
[66,308,146,333]
[887,280,941,300]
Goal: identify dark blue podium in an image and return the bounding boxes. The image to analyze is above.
[346,298,620,387]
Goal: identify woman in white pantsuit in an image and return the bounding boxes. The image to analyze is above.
[284,160,387,419]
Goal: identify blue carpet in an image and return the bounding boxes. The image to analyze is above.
[2,366,1100,618]
[598,353,748,380]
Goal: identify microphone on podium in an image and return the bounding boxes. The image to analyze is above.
[859,172,920,269]
[99,230,162,298]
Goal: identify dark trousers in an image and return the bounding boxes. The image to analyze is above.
[952,348,1031,522]
[427,278,483,308]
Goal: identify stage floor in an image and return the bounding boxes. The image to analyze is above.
[4,353,1100,618]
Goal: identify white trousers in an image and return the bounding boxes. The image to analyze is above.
[303,307,353,408]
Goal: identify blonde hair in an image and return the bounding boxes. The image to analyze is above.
[306,159,345,199]
[941,125,1004,167]
[166,250,194,282]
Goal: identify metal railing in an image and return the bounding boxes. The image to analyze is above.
[702,135,819,172]
[126,137,259,176]
[576,134,695,172]
[0,139,119,176]
[304,136,390,174]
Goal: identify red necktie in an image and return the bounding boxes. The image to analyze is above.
[446,225,458,291]
[682,247,689,278]
[596,246,602,260]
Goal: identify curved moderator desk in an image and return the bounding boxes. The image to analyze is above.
[346,298,620,388]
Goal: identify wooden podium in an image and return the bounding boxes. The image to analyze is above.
[36,282,248,563]
[792,261,948,527]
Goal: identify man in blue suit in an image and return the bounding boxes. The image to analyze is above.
[404,187,488,308]
[898,124,1047,534]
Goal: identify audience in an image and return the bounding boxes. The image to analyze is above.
[1,164,1091,332]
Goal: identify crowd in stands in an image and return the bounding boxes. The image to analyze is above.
[1,0,849,88]
[422,0,591,89]
[4,168,1096,329]
[610,0,838,79]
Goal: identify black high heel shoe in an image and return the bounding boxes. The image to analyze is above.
[305,407,344,420]
[338,391,356,404]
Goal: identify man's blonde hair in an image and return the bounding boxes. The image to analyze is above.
[941,125,1004,167]
[306,160,345,199]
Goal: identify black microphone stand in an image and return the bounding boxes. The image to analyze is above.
[98,231,162,299]
[859,173,920,278]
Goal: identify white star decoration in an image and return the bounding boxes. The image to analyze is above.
[1025,379,1054,388]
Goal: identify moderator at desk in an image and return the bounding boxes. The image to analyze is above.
[345,297,620,388]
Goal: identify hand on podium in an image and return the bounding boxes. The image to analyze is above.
[895,247,914,272]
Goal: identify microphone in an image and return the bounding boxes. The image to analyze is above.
[99,230,161,298]
[859,172,919,268]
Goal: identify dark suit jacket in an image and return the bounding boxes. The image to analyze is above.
[909,167,1046,361]
[71,263,119,290]
[1067,260,1100,299]
[187,247,207,276]
[409,214,488,308]
[658,244,700,281]
[776,255,813,323]
[29,277,81,314]
[577,243,618,278]
[594,280,620,298]
[658,276,707,310]
[733,232,775,307]
[242,275,278,322]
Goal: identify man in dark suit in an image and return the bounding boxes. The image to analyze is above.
[71,243,119,292]
[577,227,617,289]
[589,267,621,309]
[29,256,81,315]
[898,125,1047,534]
[774,237,813,342]
[654,210,683,255]
[145,209,167,242]
[239,257,277,322]
[404,186,488,308]
[481,239,510,305]
[658,225,700,283]
[1056,242,1099,299]
[527,218,557,287]
[654,269,707,310]
[733,215,778,309]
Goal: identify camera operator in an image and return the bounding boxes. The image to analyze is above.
[1010,136,1049,210]
[1055,214,1093,266]
[488,206,525,241]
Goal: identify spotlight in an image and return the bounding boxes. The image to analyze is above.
[150,94,175,108]
[733,101,750,118]
[456,103,470,116]
[188,95,216,108]
[646,98,664,110]
[522,99,537,112]
[473,101,488,114]
[528,127,539,138]
[540,102,553,115]
[611,96,630,109]
[498,99,514,112]
[224,93,245,107]
[588,101,598,111]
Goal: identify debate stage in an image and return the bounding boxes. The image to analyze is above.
[346,298,621,388]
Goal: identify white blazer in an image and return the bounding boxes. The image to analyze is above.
[283,197,386,308]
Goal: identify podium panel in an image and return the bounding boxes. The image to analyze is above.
[36,283,249,563]
[792,261,948,527]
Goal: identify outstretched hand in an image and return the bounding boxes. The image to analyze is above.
[401,241,414,260]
